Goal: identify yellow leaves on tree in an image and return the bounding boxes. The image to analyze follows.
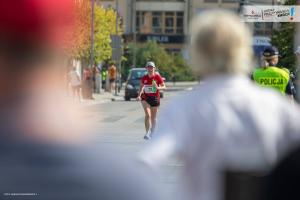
[68,0,91,59]
[94,5,122,64]
[65,1,123,64]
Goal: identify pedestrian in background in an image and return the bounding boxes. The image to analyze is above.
[68,66,81,101]
[92,64,101,93]
[82,67,93,99]
[108,62,117,93]
[172,74,176,86]
[102,67,107,90]
[0,1,162,200]
[139,10,300,200]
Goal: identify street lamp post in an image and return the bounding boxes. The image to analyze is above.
[86,0,95,99]
[91,0,95,68]
[115,0,119,96]
[133,0,137,68]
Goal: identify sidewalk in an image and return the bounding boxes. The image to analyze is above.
[80,90,125,107]
[165,81,199,87]
[165,81,199,91]
[80,81,199,107]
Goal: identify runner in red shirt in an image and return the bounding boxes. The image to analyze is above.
[137,61,166,140]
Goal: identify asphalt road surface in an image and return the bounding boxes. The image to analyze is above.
[82,88,192,199]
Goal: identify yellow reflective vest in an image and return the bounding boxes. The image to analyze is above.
[253,66,289,94]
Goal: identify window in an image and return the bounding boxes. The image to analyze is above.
[222,0,237,3]
[254,22,263,29]
[265,23,273,29]
[176,12,184,34]
[176,12,183,17]
[165,18,174,27]
[137,11,184,35]
[136,11,145,32]
[253,22,273,35]
[136,0,184,1]
[152,12,162,33]
[165,12,175,33]
[130,70,147,80]
[165,12,174,17]
[204,0,218,2]
[136,12,140,32]
[254,23,273,30]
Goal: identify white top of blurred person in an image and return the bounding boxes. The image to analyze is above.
[139,10,300,200]
[69,67,81,87]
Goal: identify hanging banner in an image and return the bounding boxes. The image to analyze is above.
[242,6,300,22]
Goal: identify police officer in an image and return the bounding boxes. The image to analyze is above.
[101,68,107,90]
[253,46,295,101]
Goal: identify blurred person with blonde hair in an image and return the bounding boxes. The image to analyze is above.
[139,10,300,200]
[0,0,162,199]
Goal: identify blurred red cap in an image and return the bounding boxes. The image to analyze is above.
[0,0,75,46]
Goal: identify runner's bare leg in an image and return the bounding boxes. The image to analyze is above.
[150,106,158,133]
[141,101,151,133]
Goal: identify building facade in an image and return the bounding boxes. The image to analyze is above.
[97,0,277,55]
[97,0,188,54]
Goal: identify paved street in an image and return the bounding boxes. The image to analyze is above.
[81,85,194,199]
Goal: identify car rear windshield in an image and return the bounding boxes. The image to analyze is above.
[130,70,147,80]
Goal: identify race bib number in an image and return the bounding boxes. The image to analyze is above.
[144,85,155,94]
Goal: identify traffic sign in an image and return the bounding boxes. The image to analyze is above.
[112,48,122,62]
[110,35,122,48]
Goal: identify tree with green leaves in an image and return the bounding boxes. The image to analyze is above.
[94,6,122,64]
[271,0,296,71]
[123,41,195,81]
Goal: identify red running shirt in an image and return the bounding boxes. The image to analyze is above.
[141,73,164,99]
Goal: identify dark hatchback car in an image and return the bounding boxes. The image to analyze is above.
[124,68,164,101]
